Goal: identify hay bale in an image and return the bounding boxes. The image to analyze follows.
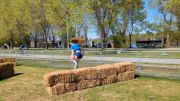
[77,79,100,90]
[112,63,126,73]
[43,70,76,87]
[0,58,5,63]
[73,67,98,81]
[113,62,135,73]
[46,83,65,95]
[4,57,16,63]
[117,71,135,82]
[95,64,117,79]
[46,83,77,95]
[100,75,117,85]
[125,64,135,71]
[64,83,77,92]
[124,71,135,80]
[117,73,125,82]
[43,62,135,95]
[74,64,117,81]
[0,63,3,73]
[0,62,14,79]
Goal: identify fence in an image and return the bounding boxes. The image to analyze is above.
[0,49,180,79]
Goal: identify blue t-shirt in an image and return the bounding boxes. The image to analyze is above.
[71,43,81,52]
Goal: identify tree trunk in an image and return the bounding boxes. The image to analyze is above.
[84,27,88,46]
[129,34,132,48]
[10,33,14,49]
[166,31,170,48]
[101,29,106,49]
[43,28,49,49]
[34,41,37,48]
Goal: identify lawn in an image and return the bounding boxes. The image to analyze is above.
[0,65,180,101]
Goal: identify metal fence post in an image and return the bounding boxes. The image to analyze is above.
[137,49,142,72]
[100,49,104,64]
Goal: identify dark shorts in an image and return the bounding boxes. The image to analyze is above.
[75,52,83,59]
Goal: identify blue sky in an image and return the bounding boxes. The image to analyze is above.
[87,0,162,39]
[143,0,161,23]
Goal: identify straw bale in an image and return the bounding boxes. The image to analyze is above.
[46,83,65,95]
[117,71,135,82]
[124,71,135,80]
[44,62,135,95]
[125,64,135,71]
[77,79,100,90]
[100,75,117,85]
[112,62,135,73]
[95,64,117,78]
[0,58,5,63]
[112,63,126,73]
[73,67,98,81]
[0,63,14,72]
[64,82,77,92]
[4,57,16,63]
[117,73,126,82]
[0,69,14,79]
[43,70,76,87]
[0,63,14,79]
[0,63,3,73]
[6,61,16,67]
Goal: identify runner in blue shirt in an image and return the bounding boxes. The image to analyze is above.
[70,38,83,69]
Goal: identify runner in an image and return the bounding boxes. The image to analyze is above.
[69,38,83,69]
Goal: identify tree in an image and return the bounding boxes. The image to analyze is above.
[47,0,85,48]
[149,0,176,47]
[166,0,180,31]
[0,0,18,49]
[88,0,117,48]
[126,0,146,48]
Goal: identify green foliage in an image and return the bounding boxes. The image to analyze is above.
[165,0,180,31]
[0,0,178,49]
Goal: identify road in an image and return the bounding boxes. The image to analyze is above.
[1,54,180,65]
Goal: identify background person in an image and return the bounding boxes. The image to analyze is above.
[19,42,25,55]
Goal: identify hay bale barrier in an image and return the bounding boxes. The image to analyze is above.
[0,57,16,79]
[43,62,135,95]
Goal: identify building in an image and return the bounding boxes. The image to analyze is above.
[136,38,163,48]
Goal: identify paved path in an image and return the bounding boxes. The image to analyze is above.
[1,54,180,65]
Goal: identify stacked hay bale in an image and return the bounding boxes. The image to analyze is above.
[43,62,135,95]
[0,57,16,79]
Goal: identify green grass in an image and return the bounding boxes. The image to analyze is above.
[17,59,101,69]
[0,65,180,101]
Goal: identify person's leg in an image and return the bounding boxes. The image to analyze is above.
[69,55,74,63]
[72,57,78,69]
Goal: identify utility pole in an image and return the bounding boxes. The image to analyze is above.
[66,10,70,60]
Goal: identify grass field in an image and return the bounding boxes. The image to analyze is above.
[0,65,180,101]
[17,59,180,79]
